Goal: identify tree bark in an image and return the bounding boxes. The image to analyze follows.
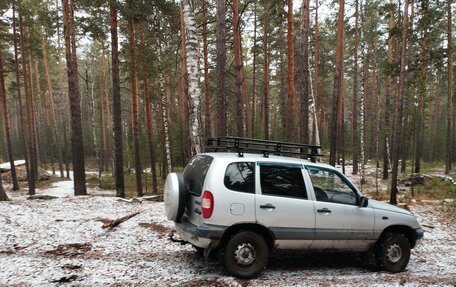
[390,0,409,205]
[252,4,257,138]
[0,50,20,191]
[263,1,270,140]
[312,0,321,145]
[216,0,227,137]
[352,0,360,175]
[233,0,244,137]
[299,0,310,145]
[286,0,296,142]
[62,0,87,195]
[329,0,345,167]
[182,0,203,154]
[127,2,143,197]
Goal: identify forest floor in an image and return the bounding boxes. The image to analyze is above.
[0,166,455,286]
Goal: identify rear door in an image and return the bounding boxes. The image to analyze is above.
[255,162,315,249]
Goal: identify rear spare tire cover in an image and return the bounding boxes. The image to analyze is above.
[164,173,186,222]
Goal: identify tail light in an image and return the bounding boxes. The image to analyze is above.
[201,190,214,218]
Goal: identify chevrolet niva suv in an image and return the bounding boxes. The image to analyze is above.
[164,137,423,278]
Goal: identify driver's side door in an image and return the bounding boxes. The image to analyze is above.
[304,166,375,251]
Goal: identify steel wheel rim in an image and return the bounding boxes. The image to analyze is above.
[386,243,403,264]
[234,243,256,266]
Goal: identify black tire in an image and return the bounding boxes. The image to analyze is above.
[375,233,411,273]
[221,231,269,279]
[164,173,187,222]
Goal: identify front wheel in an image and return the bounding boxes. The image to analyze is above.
[221,231,269,278]
[375,233,411,273]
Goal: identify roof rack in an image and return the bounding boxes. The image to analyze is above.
[205,136,322,162]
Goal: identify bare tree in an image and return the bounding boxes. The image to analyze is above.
[352,0,360,175]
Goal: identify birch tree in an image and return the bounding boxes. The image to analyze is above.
[181,0,202,154]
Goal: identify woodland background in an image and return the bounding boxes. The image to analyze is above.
[0,0,455,204]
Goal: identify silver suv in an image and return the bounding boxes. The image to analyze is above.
[164,137,423,278]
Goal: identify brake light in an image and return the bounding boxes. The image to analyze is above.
[202,190,214,218]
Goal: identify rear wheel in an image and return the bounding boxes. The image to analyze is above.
[221,231,268,279]
[164,173,186,222]
[375,233,411,273]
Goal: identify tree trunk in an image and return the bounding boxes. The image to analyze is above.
[299,0,310,145]
[446,0,453,174]
[383,0,394,180]
[330,0,345,167]
[251,4,257,138]
[352,0,360,175]
[263,1,270,140]
[179,2,191,163]
[313,0,321,145]
[19,1,37,195]
[286,0,296,142]
[42,37,64,178]
[0,50,20,191]
[278,4,287,140]
[202,0,211,138]
[390,0,409,205]
[62,0,87,195]
[127,3,143,197]
[216,0,227,137]
[232,0,244,137]
[0,165,7,201]
[109,0,124,197]
[182,0,203,154]
[137,21,158,194]
[414,0,429,174]
[12,2,29,186]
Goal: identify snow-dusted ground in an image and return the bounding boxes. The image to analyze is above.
[1,178,455,286]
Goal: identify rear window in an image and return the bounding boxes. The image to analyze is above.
[183,155,214,196]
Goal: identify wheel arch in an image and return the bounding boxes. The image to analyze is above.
[378,225,417,248]
[219,223,275,251]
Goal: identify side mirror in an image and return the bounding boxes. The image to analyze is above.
[359,196,369,208]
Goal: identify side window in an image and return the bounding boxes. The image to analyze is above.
[260,164,307,199]
[306,166,357,205]
[224,162,255,193]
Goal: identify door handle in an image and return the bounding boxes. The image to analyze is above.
[260,204,276,209]
[317,208,331,213]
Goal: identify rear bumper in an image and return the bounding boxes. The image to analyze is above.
[175,218,226,249]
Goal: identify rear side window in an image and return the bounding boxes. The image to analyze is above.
[224,162,255,193]
[183,155,213,196]
[260,164,307,199]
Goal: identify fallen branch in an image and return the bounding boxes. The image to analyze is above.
[100,211,141,229]
[116,195,163,204]
[27,194,59,200]
[422,224,435,229]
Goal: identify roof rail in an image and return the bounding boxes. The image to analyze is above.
[205,136,322,162]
